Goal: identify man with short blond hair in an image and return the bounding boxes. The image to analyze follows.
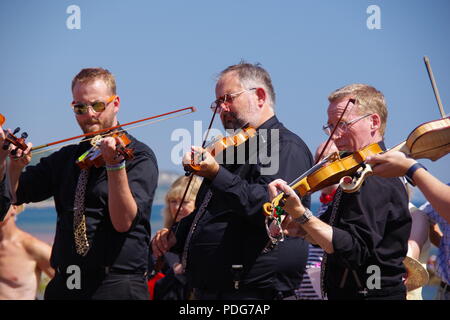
[269,83,411,300]
[1,67,158,299]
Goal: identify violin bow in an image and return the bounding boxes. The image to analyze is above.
[152,105,220,272]
[424,56,447,118]
[315,98,355,164]
[172,105,220,229]
[29,106,197,153]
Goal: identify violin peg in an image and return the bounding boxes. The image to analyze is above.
[21,132,28,139]
[13,127,20,135]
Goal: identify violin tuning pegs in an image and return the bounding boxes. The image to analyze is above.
[21,132,28,139]
[13,127,20,135]
[2,141,10,150]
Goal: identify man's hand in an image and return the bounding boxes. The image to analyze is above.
[151,228,177,258]
[268,179,306,219]
[8,142,33,173]
[99,137,123,165]
[182,146,219,180]
[366,151,416,178]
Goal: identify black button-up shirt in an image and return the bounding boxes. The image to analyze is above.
[173,116,314,292]
[320,142,411,299]
[14,132,158,272]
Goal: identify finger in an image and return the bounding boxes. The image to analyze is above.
[365,154,383,164]
[24,142,33,155]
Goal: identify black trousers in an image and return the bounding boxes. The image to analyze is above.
[192,288,298,300]
[44,270,149,300]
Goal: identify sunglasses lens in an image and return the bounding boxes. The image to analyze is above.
[92,101,106,112]
[73,104,88,115]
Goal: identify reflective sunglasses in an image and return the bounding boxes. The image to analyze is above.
[71,95,116,115]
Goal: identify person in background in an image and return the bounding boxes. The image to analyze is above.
[0,204,54,300]
[149,175,201,300]
[366,150,450,224]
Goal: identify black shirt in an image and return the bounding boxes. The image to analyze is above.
[320,142,411,299]
[0,176,10,221]
[14,132,158,272]
[173,116,314,293]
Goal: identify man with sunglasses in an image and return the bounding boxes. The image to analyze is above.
[152,62,314,300]
[0,68,158,299]
[268,84,411,300]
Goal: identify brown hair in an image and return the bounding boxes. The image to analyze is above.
[71,67,116,94]
[328,84,388,136]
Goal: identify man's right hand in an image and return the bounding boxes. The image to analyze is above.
[151,228,176,258]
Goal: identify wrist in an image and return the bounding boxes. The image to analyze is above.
[294,208,313,224]
[106,160,126,171]
[405,162,427,185]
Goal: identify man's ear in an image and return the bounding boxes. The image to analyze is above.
[255,88,266,107]
[370,113,381,131]
[113,95,120,113]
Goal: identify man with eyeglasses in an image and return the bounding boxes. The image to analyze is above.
[152,62,314,300]
[0,68,158,299]
[268,84,411,300]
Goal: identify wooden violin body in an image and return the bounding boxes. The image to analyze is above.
[186,126,257,172]
[76,132,134,169]
[263,143,383,216]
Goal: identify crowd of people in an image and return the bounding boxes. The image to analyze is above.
[0,63,448,300]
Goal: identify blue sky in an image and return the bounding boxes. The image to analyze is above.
[1,0,449,203]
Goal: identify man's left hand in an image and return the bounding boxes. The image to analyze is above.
[99,137,123,165]
[182,146,219,180]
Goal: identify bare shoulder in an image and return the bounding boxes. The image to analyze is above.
[18,230,52,258]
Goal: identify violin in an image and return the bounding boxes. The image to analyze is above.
[263,143,383,216]
[263,116,450,216]
[0,113,29,152]
[185,125,257,173]
[76,131,134,169]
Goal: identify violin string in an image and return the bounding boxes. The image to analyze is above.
[31,110,194,156]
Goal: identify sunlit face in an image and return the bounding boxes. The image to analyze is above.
[168,198,195,222]
[72,79,119,134]
[215,72,259,130]
[327,98,375,152]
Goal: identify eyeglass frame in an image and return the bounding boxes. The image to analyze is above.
[71,95,116,115]
[210,88,257,113]
[322,113,373,135]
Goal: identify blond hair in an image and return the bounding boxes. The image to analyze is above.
[328,84,388,136]
[162,176,202,228]
[71,67,116,94]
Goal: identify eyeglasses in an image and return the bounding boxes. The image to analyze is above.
[71,95,116,115]
[322,113,373,135]
[210,88,256,113]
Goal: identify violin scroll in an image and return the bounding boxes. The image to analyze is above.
[0,114,29,152]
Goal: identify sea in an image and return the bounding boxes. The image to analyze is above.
[15,202,439,300]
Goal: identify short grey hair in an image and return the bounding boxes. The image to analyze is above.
[218,61,276,108]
